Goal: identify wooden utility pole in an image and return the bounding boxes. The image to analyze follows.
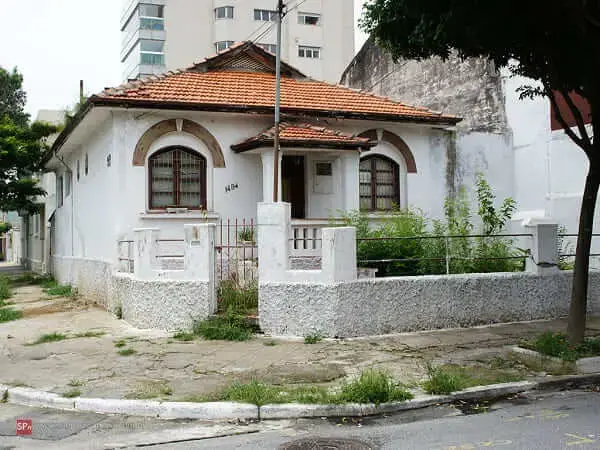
[272,0,285,202]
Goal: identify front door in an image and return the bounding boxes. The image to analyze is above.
[282,155,306,219]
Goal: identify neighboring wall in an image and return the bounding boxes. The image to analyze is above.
[341,39,514,206]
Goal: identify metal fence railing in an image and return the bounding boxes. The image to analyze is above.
[356,233,533,276]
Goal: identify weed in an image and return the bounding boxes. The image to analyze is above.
[173,331,195,342]
[263,340,278,346]
[221,380,280,406]
[423,363,469,395]
[280,386,333,404]
[73,331,106,339]
[114,339,127,348]
[0,276,12,301]
[68,379,84,387]
[117,348,136,356]
[1,390,7,403]
[237,227,255,243]
[11,273,54,286]
[178,393,220,403]
[526,332,600,361]
[62,389,81,398]
[338,369,413,405]
[193,311,254,341]
[218,280,258,314]
[125,381,172,399]
[44,284,73,297]
[27,332,68,346]
[304,333,323,344]
[578,337,600,358]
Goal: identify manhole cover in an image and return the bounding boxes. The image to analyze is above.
[279,438,374,450]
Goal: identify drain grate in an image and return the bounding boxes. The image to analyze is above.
[279,438,375,450]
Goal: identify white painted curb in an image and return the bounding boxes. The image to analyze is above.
[0,376,597,420]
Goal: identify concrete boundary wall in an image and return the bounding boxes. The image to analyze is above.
[260,271,600,338]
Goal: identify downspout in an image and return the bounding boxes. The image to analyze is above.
[54,154,75,258]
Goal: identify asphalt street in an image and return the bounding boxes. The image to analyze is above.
[0,389,598,449]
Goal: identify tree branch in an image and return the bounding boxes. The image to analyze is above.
[559,89,593,148]
[545,85,588,152]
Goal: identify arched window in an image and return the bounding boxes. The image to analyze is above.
[149,147,206,209]
[359,155,400,211]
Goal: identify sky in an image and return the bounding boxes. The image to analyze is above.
[0,0,369,118]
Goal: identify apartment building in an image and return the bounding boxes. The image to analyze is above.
[121,0,355,83]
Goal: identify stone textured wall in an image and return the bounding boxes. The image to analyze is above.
[52,256,113,308]
[341,39,508,134]
[260,271,600,338]
[112,274,214,331]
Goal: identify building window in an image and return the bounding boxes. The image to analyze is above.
[65,172,72,197]
[149,147,207,210]
[57,175,64,208]
[254,9,276,21]
[215,40,234,53]
[298,12,320,26]
[139,4,164,30]
[298,45,321,59]
[258,43,277,54]
[215,6,234,19]
[140,39,165,65]
[359,155,400,211]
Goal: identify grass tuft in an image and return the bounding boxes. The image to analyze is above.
[27,332,68,346]
[73,331,106,339]
[173,331,195,342]
[338,369,413,405]
[0,308,22,323]
[218,280,258,314]
[68,379,84,387]
[193,311,254,341]
[114,339,127,348]
[1,389,8,403]
[422,363,469,395]
[44,284,74,297]
[0,276,12,301]
[263,340,278,346]
[304,333,323,344]
[221,380,280,407]
[125,381,172,400]
[524,332,600,361]
[62,389,81,398]
[117,348,137,356]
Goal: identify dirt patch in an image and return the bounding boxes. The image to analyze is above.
[243,363,346,385]
[22,300,93,318]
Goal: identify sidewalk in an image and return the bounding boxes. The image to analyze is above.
[2,284,599,402]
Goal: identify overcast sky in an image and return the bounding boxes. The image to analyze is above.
[0,1,369,118]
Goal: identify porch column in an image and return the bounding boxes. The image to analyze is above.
[340,152,360,212]
[260,150,283,202]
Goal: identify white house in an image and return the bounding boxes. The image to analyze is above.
[35,42,466,300]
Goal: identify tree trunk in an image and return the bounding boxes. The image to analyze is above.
[567,160,600,344]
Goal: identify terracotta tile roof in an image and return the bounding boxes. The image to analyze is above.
[92,42,460,125]
[94,70,458,124]
[231,122,377,152]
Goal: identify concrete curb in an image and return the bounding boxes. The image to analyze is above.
[1,375,599,421]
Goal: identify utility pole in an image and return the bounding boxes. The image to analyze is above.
[272,0,285,202]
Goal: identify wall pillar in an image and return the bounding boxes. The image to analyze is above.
[183,223,217,313]
[524,222,559,274]
[257,202,291,281]
[133,228,159,280]
[321,227,357,282]
[340,152,360,212]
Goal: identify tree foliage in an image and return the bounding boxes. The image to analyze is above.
[0,67,29,127]
[0,67,57,214]
[360,0,599,344]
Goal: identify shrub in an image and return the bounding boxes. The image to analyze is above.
[238,227,255,242]
[218,280,258,313]
[338,369,413,405]
[422,363,469,395]
[533,332,578,361]
[193,310,254,341]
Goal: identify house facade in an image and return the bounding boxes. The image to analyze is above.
[37,42,466,298]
